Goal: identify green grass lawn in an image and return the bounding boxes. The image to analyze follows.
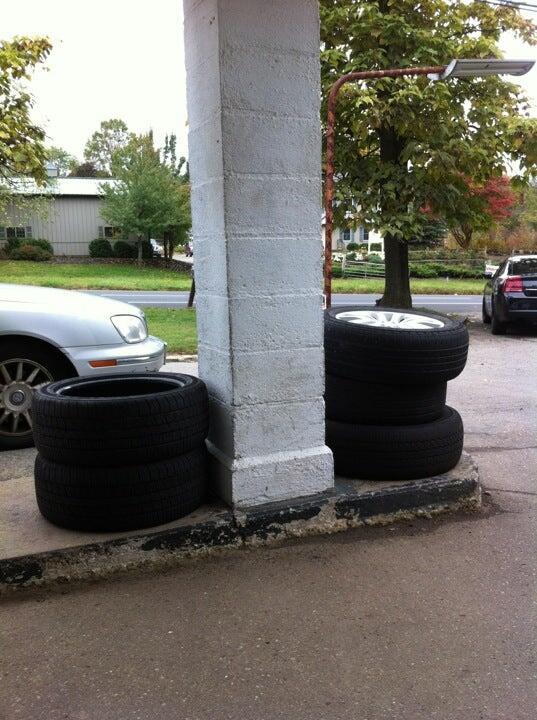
[0,261,483,294]
[0,261,192,291]
[332,277,483,294]
[145,308,198,355]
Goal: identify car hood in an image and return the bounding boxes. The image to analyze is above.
[0,284,143,319]
[0,284,145,348]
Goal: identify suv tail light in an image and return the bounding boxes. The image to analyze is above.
[502,276,523,293]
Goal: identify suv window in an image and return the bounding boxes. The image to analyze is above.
[510,257,537,276]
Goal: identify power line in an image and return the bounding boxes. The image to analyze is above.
[486,0,537,8]
[477,0,537,12]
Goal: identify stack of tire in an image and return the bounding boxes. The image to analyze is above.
[31,373,210,532]
[324,306,469,480]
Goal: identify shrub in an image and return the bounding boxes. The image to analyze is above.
[332,262,342,278]
[113,240,137,258]
[6,237,53,255]
[120,240,154,260]
[346,242,359,251]
[410,263,438,278]
[409,262,483,279]
[409,248,487,262]
[141,240,154,259]
[369,242,382,252]
[10,244,52,261]
[31,238,53,254]
[89,238,113,258]
[367,253,384,263]
[448,265,482,279]
[5,237,17,253]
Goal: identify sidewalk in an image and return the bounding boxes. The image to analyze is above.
[1,323,536,720]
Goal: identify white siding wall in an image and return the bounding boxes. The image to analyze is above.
[1,197,105,255]
[321,225,384,254]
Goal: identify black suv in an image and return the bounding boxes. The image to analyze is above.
[482,255,537,334]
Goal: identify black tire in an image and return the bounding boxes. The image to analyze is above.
[325,374,446,425]
[326,406,464,480]
[491,302,507,335]
[34,448,208,532]
[32,373,209,467]
[0,339,76,451]
[482,297,491,325]
[324,306,469,385]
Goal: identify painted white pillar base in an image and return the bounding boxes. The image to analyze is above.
[184,0,334,507]
[208,442,334,508]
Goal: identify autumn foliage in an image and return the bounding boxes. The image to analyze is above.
[450,176,516,250]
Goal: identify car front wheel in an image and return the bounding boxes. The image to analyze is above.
[0,340,75,451]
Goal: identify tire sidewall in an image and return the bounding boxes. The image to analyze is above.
[324,305,469,385]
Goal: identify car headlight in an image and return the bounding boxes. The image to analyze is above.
[111,315,148,343]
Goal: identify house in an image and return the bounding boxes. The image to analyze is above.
[321,222,385,257]
[0,177,118,256]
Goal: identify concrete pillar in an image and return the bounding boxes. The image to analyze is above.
[183,0,333,507]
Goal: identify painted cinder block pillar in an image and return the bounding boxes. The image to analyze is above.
[183,0,334,507]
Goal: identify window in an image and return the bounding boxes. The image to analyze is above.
[98,226,122,239]
[510,257,537,276]
[358,226,369,243]
[341,228,351,243]
[0,226,32,240]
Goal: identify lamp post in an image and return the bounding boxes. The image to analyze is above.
[323,58,535,308]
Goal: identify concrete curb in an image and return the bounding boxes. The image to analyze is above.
[0,453,480,593]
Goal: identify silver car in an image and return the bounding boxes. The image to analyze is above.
[0,283,166,450]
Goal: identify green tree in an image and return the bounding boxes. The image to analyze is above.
[0,36,51,186]
[321,0,537,307]
[100,134,190,264]
[0,36,53,225]
[514,181,537,232]
[45,146,77,177]
[162,133,188,180]
[414,218,447,249]
[84,119,133,176]
[68,161,107,178]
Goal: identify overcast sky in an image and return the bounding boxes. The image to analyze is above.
[4,0,188,160]
[3,0,536,162]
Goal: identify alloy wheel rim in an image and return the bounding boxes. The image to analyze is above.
[335,310,445,330]
[0,359,52,437]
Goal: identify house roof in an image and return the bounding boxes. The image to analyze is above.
[9,177,116,197]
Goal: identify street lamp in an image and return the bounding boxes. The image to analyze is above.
[323,58,536,308]
[428,58,535,80]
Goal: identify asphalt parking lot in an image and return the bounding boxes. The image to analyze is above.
[1,320,536,720]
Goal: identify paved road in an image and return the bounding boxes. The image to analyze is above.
[90,289,482,314]
[2,323,537,720]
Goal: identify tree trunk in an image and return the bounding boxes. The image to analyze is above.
[378,234,412,308]
[187,275,196,308]
[137,238,143,266]
[162,231,172,264]
[377,126,411,308]
[452,225,472,250]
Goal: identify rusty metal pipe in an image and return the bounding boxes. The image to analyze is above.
[323,65,446,308]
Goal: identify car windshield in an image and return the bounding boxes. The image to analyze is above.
[510,258,537,276]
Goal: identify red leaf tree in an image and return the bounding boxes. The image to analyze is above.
[449,176,516,249]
